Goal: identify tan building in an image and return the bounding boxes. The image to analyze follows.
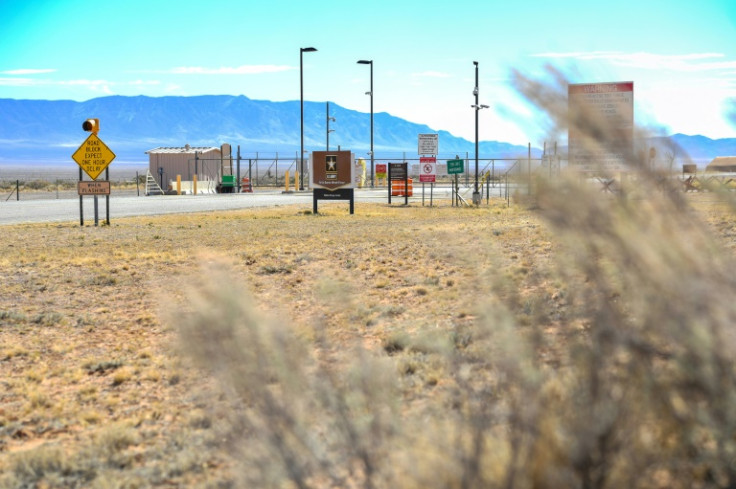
[145,144,233,186]
[706,156,736,172]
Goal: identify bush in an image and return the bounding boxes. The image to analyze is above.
[174,69,736,489]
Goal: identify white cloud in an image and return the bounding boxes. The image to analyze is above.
[129,80,161,86]
[0,77,36,86]
[411,71,452,78]
[0,77,163,95]
[1,68,56,75]
[169,65,294,75]
[61,79,114,87]
[532,51,736,72]
[0,77,115,88]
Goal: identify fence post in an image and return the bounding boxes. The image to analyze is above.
[528,143,531,195]
[237,145,241,193]
[17,180,20,201]
[465,152,470,187]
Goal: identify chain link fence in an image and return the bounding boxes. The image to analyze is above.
[1,176,143,201]
[0,152,554,201]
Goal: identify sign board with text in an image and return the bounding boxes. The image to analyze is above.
[419,157,436,183]
[311,151,355,190]
[568,81,633,172]
[418,133,438,155]
[311,150,355,214]
[447,159,464,175]
[78,181,111,195]
[71,133,116,180]
[388,162,409,205]
[376,163,387,179]
[389,162,407,181]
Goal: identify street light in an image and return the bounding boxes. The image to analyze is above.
[471,61,488,205]
[326,101,336,150]
[357,59,373,188]
[300,46,317,191]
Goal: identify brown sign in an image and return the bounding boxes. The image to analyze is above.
[389,162,407,180]
[78,181,111,195]
[311,151,353,190]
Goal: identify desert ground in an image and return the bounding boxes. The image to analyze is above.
[1,187,735,488]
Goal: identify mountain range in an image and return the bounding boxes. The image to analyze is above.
[0,95,733,166]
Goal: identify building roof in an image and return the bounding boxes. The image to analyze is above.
[145,145,220,155]
[706,156,736,172]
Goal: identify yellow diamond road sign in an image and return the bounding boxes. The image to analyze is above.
[72,133,116,180]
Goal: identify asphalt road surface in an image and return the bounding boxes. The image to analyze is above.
[0,188,456,225]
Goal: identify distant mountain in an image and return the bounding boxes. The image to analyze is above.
[0,95,539,165]
[649,133,736,161]
[0,95,732,166]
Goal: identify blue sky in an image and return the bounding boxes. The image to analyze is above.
[2,0,735,145]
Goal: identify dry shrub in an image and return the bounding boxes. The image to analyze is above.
[175,70,736,489]
[176,258,402,489]
[498,68,736,488]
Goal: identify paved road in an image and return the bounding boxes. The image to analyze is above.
[0,188,453,225]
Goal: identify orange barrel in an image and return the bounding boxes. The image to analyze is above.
[391,178,413,196]
[241,177,253,192]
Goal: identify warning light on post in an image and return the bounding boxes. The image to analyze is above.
[82,118,99,134]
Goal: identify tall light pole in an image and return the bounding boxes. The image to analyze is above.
[471,61,488,205]
[357,60,373,188]
[326,101,335,150]
[300,46,317,191]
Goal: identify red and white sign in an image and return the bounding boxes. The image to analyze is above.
[568,81,634,171]
[376,163,387,178]
[419,156,436,183]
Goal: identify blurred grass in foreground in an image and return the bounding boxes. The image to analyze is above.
[178,70,736,489]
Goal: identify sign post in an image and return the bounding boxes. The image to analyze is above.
[447,158,465,207]
[419,156,436,207]
[78,181,111,195]
[310,150,355,214]
[447,159,465,175]
[419,157,436,183]
[72,120,116,226]
[568,81,634,172]
[388,162,409,205]
[376,163,387,186]
[418,133,439,156]
[72,133,116,181]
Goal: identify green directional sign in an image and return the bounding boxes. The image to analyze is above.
[447,159,464,175]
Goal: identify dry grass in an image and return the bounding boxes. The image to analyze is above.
[0,189,733,488]
[0,199,526,487]
[2,70,736,488]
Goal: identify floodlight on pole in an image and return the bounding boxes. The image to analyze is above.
[300,47,317,191]
[326,101,336,150]
[471,61,488,205]
[357,59,374,188]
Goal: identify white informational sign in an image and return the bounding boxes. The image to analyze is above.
[568,81,634,172]
[418,133,439,155]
